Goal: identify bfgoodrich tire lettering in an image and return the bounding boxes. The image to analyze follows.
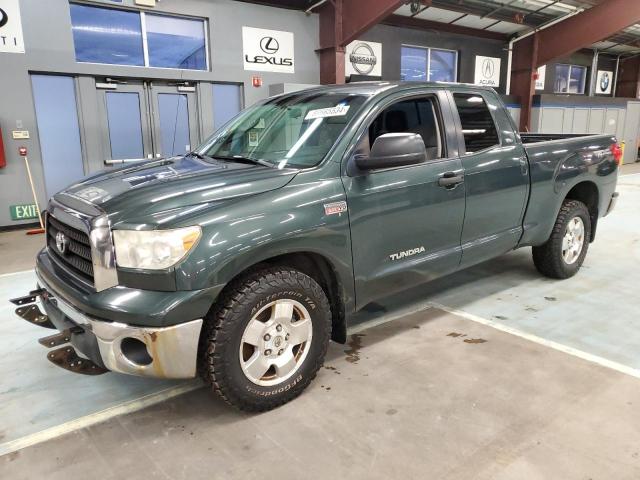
[532,199,591,279]
[199,267,331,411]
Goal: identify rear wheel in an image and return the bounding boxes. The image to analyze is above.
[532,199,591,279]
[199,267,331,411]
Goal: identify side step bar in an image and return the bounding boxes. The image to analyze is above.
[46,346,108,376]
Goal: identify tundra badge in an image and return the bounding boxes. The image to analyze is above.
[389,246,426,261]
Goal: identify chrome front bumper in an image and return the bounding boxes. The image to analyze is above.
[35,270,203,379]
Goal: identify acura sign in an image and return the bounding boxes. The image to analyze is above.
[474,55,501,87]
[243,26,294,73]
[0,0,25,53]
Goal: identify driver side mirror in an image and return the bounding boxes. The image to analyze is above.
[355,133,427,171]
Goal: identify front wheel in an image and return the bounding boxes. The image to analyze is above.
[199,267,331,411]
[532,199,591,279]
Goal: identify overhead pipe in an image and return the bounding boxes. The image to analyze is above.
[506,8,584,94]
[305,0,329,15]
[613,54,621,97]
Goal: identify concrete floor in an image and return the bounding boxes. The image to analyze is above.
[0,229,45,274]
[1,170,639,479]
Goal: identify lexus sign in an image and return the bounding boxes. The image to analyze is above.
[0,0,25,53]
[474,55,501,88]
[243,26,294,73]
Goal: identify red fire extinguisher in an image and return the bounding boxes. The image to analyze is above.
[0,125,7,169]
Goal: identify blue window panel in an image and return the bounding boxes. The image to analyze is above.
[31,75,85,199]
[401,47,427,81]
[70,4,144,66]
[429,49,457,82]
[105,92,144,159]
[146,14,207,70]
[157,94,191,156]
[213,84,242,130]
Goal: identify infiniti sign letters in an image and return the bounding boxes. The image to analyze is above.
[0,0,25,53]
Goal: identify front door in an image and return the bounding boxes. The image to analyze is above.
[96,79,199,166]
[343,92,466,309]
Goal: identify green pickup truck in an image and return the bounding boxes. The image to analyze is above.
[13,82,620,411]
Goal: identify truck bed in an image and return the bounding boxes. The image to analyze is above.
[519,132,596,144]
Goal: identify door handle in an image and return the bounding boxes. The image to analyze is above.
[438,172,464,188]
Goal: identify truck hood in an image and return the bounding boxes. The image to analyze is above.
[58,156,298,224]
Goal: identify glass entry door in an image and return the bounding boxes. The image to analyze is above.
[149,84,199,157]
[97,79,199,166]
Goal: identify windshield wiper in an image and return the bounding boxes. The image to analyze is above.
[212,155,275,168]
[186,151,215,161]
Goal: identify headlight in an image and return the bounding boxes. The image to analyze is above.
[113,226,201,270]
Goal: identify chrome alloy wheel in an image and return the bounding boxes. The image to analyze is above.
[239,299,313,386]
[562,216,585,265]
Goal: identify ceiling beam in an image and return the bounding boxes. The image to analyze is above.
[382,14,508,41]
[341,0,410,46]
[318,0,407,84]
[536,0,640,66]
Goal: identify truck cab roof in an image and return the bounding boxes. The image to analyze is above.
[272,81,498,99]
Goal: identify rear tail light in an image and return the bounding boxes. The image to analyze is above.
[610,143,623,165]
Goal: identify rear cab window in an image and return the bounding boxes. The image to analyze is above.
[452,93,500,154]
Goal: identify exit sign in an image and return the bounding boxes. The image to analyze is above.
[10,204,39,221]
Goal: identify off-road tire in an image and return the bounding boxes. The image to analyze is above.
[532,199,591,279]
[199,267,331,411]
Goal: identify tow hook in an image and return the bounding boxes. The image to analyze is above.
[38,329,73,348]
[11,289,55,329]
[46,345,107,376]
[10,288,46,305]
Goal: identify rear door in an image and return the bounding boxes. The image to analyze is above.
[343,90,466,309]
[450,89,529,267]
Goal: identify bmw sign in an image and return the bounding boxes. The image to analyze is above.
[596,70,613,95]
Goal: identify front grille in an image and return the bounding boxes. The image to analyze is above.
[47,215,94,283]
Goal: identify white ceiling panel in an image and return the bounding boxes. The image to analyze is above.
[394,5,417,17]
[485,21,530,34]
[591,41,618,50]
[416,7,464,23]
[453,14,502,29]
[607,45,640,53]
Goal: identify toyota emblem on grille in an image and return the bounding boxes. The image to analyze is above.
[55,231,68,255]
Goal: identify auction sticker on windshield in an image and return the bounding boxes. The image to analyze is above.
[305,105,350,120]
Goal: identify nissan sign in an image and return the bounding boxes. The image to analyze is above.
[345,40,382,78]
[243,26,294,73]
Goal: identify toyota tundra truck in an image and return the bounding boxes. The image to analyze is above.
[12,82,620,411]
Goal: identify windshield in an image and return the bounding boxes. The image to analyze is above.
[197,92,367,169]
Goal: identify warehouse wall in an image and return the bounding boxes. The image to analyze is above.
[0,0,319,227]
[354,23,510,94]
[536,50,619,97]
